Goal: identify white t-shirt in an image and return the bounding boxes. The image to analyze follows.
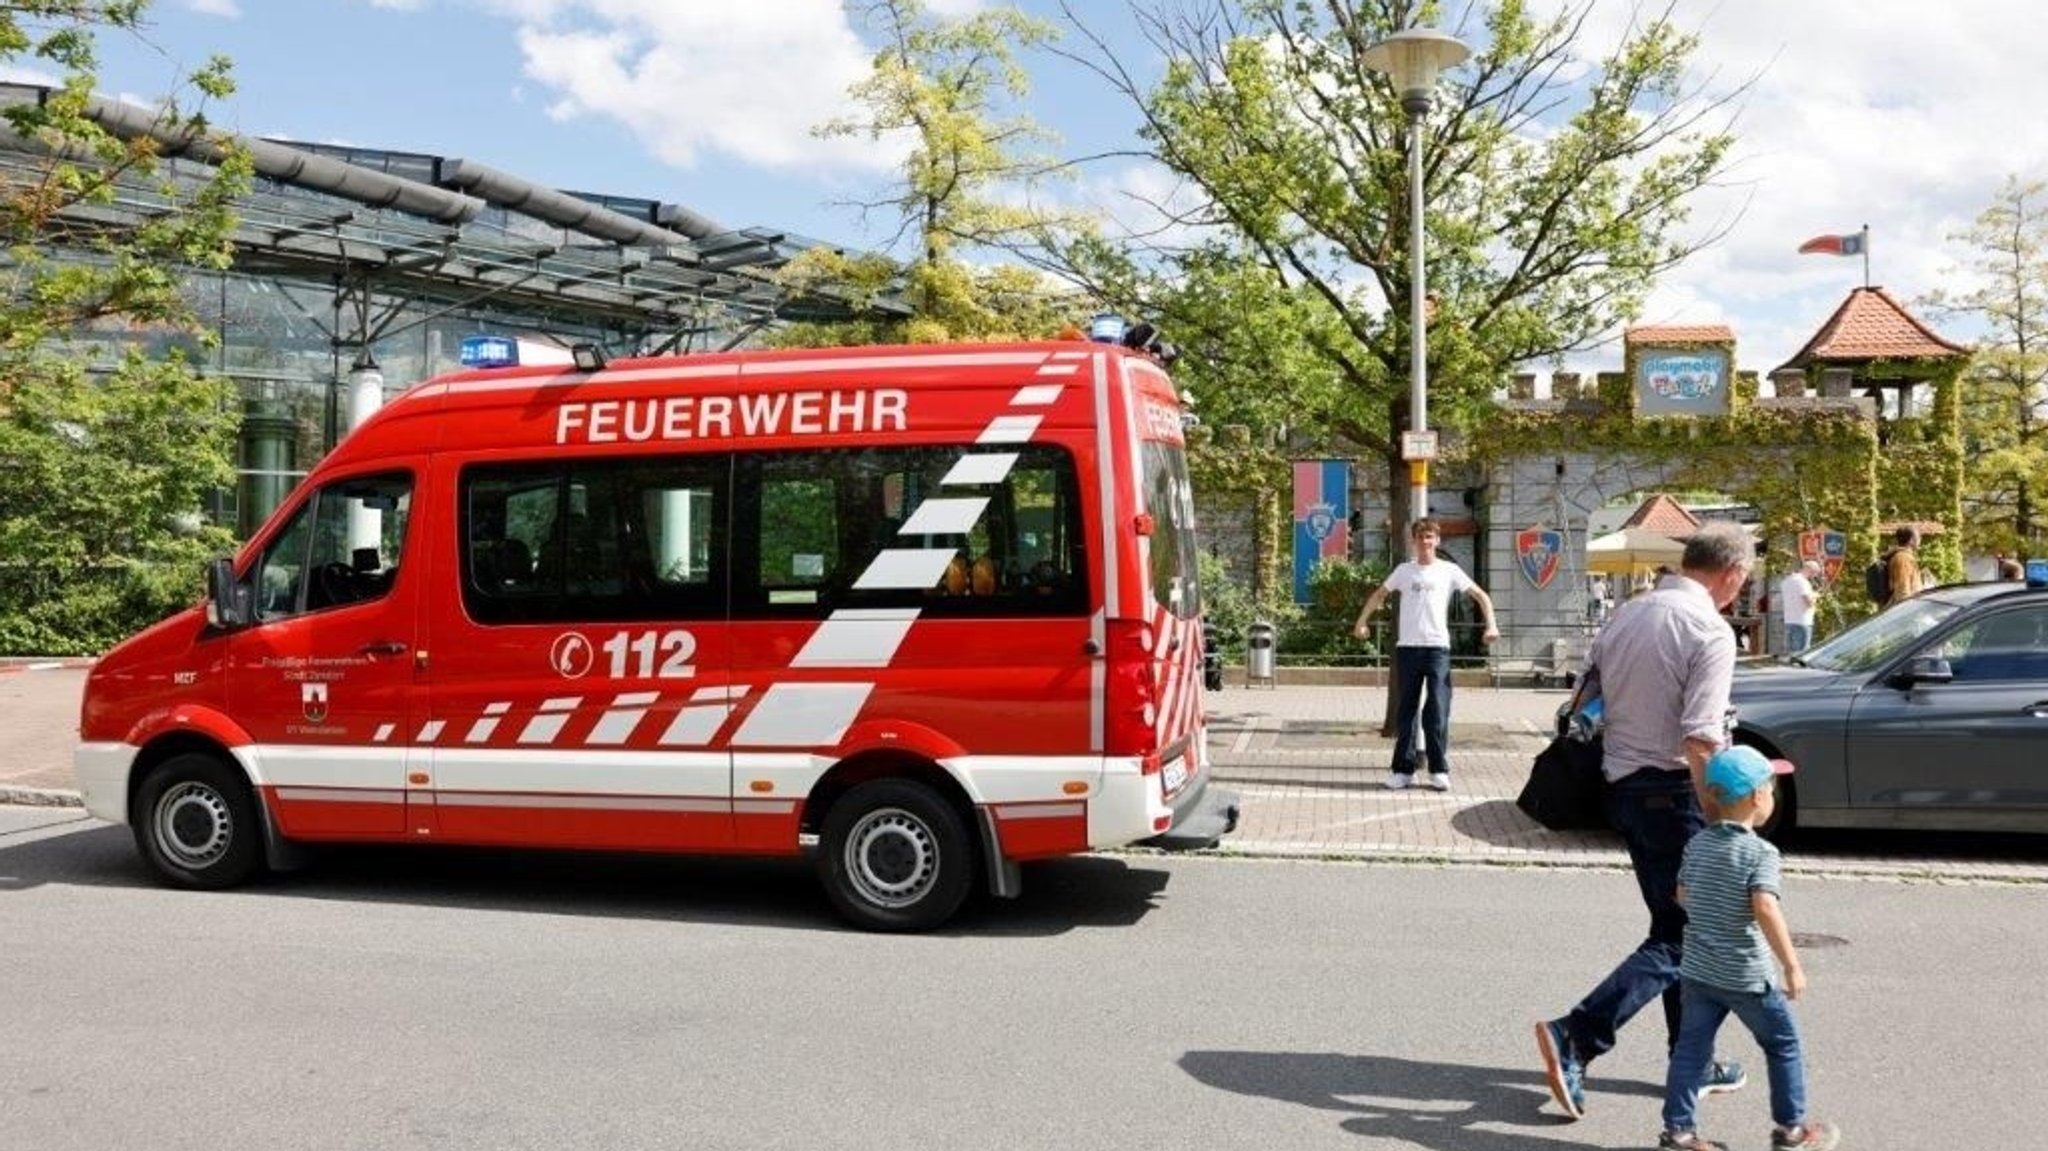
[1778,571,1817,627]
[1385,559,1476,648]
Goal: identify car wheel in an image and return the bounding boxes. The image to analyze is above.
[133,752,265,889]
[818,779,973,933]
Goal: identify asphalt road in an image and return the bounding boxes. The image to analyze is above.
[3,806,2039,1149]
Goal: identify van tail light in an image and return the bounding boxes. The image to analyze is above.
[1105,620,1159,761]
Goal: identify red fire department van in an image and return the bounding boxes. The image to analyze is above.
[75,340,1237,930]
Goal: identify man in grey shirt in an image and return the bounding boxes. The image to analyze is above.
[1533,521,1756,1121]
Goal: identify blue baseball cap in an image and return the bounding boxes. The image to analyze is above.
[1706,745,1774,804]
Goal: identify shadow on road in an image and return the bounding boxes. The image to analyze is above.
[0,818,1174,937]
[1181,1048,1659,1149]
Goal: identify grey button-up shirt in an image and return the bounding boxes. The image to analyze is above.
[1586,575,1737,782]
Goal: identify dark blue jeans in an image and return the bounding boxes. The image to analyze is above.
[1391,645,1451,774]
[1664,980,1806,1132]
[1563,768,1705,1061]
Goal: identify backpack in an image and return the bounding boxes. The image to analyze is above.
[1865,552,1892,605]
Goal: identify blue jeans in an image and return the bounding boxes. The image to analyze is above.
[1563,769,1705,1061]
[1664,979,1807,1132]
[1391,645,1451,774]
[1785,622,1811,652]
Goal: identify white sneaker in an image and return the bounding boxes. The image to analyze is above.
[1387,772,1414,790]
[1428,772,1452,792]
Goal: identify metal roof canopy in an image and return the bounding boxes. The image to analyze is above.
[0,84,903,347]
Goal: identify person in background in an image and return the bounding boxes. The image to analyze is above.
[1882,526,1922,606]
[1778,561,1820,654]
[1994,551,2024,581]
[1533,521,1755,1122]
[1354,518,1500,792]
[1589,574,1613,629]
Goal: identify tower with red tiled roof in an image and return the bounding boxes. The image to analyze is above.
[1776,286,1969,573]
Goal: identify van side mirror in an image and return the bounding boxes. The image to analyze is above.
[206,557,252,631]
[1889,655,1953,688]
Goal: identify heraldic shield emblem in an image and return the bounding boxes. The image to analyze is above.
[1516,526,1563,589]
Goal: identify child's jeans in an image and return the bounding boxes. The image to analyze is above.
[1663,978,1807,1133]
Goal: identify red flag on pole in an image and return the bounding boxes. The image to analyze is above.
[1798,232,1865,256]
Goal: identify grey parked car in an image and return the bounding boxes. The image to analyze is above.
[1730,571,2048,840]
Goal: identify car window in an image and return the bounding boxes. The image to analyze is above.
[1930,605,2048,682]
[1800,596,1962,674]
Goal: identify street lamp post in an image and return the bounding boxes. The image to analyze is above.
[1363,28,1469,528]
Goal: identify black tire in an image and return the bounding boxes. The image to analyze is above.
[817,779,974,933]
[132,752,265,889]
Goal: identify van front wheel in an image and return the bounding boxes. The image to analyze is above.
[818,780,973,932]
[134,753,264,890]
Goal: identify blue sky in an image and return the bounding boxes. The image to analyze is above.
[64,0,2048,376]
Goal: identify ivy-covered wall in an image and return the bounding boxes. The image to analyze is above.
[1189,340,1969,668]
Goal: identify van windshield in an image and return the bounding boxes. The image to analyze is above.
[1141,440,1201,620]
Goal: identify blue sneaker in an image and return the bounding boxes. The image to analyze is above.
[1533,1019,1585,1119]
[1701,1058,1748,1096]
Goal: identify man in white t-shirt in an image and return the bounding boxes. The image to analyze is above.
[1778,560,1820,653]
[1354,518,1500,791]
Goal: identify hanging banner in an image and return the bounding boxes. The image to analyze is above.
[1516,525,1564,589]
[1292,460,1351,603]
[1798,527,1848,584]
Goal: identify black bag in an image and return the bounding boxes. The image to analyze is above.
[1865,554,1891,605]
[1516,734,1611,831]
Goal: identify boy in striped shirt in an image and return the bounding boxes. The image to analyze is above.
[1658,746,1840,1151]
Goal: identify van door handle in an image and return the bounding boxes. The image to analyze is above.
[1082,639,1102,656]
[359,640,409,658]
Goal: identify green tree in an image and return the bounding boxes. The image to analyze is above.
[1051,0,1740,527]
[1923,174,2048,554]
[776,0,1079,345]
[0,2,249,654]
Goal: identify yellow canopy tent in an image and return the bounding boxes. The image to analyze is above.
[1586,527,1687,576]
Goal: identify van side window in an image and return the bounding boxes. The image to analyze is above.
[253,472,413,620]
[1140,441,1201,620]
[463,458,725,624]
[734,444,1087,618]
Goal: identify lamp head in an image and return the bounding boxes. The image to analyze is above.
[1361,28,1471,116]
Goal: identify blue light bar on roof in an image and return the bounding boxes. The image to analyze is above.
[1087,313,1126,344]
[460,334,519,368]
[2026,558,2048,589]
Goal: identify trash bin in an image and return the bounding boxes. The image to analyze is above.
[1246,620,1276,688]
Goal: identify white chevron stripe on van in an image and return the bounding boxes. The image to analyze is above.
[730,682,874,747]
[792,609,919,668]
[589,691,662,745]
[900,497,989,536]
[940,453,1016,486]
[518,696,583,744]
[978,414,1042,443]
[465,702,512,743]
[416,719,445,743]
[853,547,957,590]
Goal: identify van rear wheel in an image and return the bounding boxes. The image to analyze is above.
[818,779,973,933]
[134,752,264,890]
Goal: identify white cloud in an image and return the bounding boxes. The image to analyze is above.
[490,1,901,173]
[367,0,426,9]
[183,0,241,16]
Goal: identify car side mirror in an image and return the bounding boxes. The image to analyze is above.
[205,557,252,631]
[1890,655,1953,688]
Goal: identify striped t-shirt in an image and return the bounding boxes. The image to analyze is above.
[1678,822,1783,993]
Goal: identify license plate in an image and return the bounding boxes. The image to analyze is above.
[1162,757,1189,795]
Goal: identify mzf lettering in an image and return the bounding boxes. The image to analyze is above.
[555,389,909,445]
